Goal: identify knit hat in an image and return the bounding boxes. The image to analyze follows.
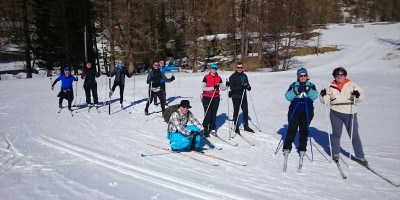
[210,63,218,69]
[64,68,71,73]
[297,67,307,76]
[179,100,192,108]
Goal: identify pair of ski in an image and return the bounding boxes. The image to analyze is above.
[144,144,247,166]
[57,107,74,116]
[282,153,305,174]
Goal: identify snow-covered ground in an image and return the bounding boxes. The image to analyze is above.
[0,23,399,200]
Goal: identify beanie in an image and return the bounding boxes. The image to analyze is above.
[296,67,307,76]
[64,68,71,72]
[210,63,218,69]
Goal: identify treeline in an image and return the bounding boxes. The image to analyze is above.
[0,0,399,77]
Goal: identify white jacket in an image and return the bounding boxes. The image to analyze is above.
[319,79,364,114]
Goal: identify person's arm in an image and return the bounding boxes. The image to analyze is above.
[51,76,61,89]
[146,71,153,84]
[219,79,227,91]
[285,83,297,101]
[187,111,204,132]
[307,83,319,101]
[202,77,214,92]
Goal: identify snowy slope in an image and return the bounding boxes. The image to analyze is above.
[0,23,399,200]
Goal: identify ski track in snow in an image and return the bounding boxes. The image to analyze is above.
[34,135,248,200]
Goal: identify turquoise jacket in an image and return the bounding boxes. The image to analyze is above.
[285,80,318,113]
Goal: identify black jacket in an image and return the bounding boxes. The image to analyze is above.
[111,66,131,85]
[81,67,100,86]
[228,71,250,99]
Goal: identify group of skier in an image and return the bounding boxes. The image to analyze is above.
[51,60,368,166]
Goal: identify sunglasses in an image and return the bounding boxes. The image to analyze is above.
[298,74,308,78]
[211,68,217,70]
[236,67,243,69]
[181,106,189,109]
[153,64,159,66]
[334,74,345,78]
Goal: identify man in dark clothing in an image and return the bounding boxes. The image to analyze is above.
[81,61,101,106]
[228,62,254,134]
[109,64,132,108]
[145,61,174,115]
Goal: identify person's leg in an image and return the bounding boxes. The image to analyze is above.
[232,98,241,131]
[330,110,344,156]
[84,84,91,104]
[91,82,99,104]
[119,84,125,104]
[298,112,314,152]
[344,113,365,158]
[209,97,220,131]
[283,112,300,152]
[202,97,212,134]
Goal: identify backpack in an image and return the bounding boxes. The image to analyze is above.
[162,104,180,123]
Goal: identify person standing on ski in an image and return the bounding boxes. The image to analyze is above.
[167,100,205,151]
[228,62,254,134]
[145,61,175,115]
[283,67,318,157]
[109,63,132,108]
[51,68,78,111]
[154,59,179,106]
[201,63,227,137]
[81,61,101,107]
[319,67,368,166]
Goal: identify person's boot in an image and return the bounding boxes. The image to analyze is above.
[244,124,255,133]
[332,154,340,162]
[358,158,368,166]
[144,108,149,115]
[109,91,113,98]
[299,151,306,158]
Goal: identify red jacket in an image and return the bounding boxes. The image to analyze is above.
[202,73,222,98]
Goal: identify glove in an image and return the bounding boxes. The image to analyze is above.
[190,131,198,135]
[246,85,251,91]
[214,84,219,90]
[320,89,326,97]
[352,90,360,98]
[298,85,307,93]
[170,75,175,81]
[242,83,248,90]
[226,81,230,87]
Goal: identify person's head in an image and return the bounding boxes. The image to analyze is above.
[236,62,244,73]
[210,63,218,74]
[296,67,308,83]
[332,67,347,83]
[85,61,92,68]
[179,100,192,114]
[152,61,159,70]
[159,60,165,67]
[64,68,71,76]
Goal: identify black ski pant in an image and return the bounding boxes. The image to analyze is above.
[146,91,165,112]
[232,97,249,130]
[202,97,220,132]
[58,89,74,109]
[154,83,166,105]
[111,82,125,104]
[283,111,314,152]
[84,82,99,104]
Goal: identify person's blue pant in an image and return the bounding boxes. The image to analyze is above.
[167,125,201,150]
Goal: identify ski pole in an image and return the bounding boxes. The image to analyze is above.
[50,77,53,89]
[248,91,261,132]
[323,87,333,163]
[273,95,302,155]
[304,93,314,163]
[204,89,217,117]
[227,80,231,139]
[348,91,357,167]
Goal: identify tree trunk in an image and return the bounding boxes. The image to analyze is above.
[23,0,32,78]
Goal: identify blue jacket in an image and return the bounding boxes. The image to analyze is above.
[159,64,179,83]
[285,80,318,113]
[53,75,77,89]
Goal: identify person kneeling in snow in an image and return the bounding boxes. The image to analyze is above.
[167,100,205,151]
